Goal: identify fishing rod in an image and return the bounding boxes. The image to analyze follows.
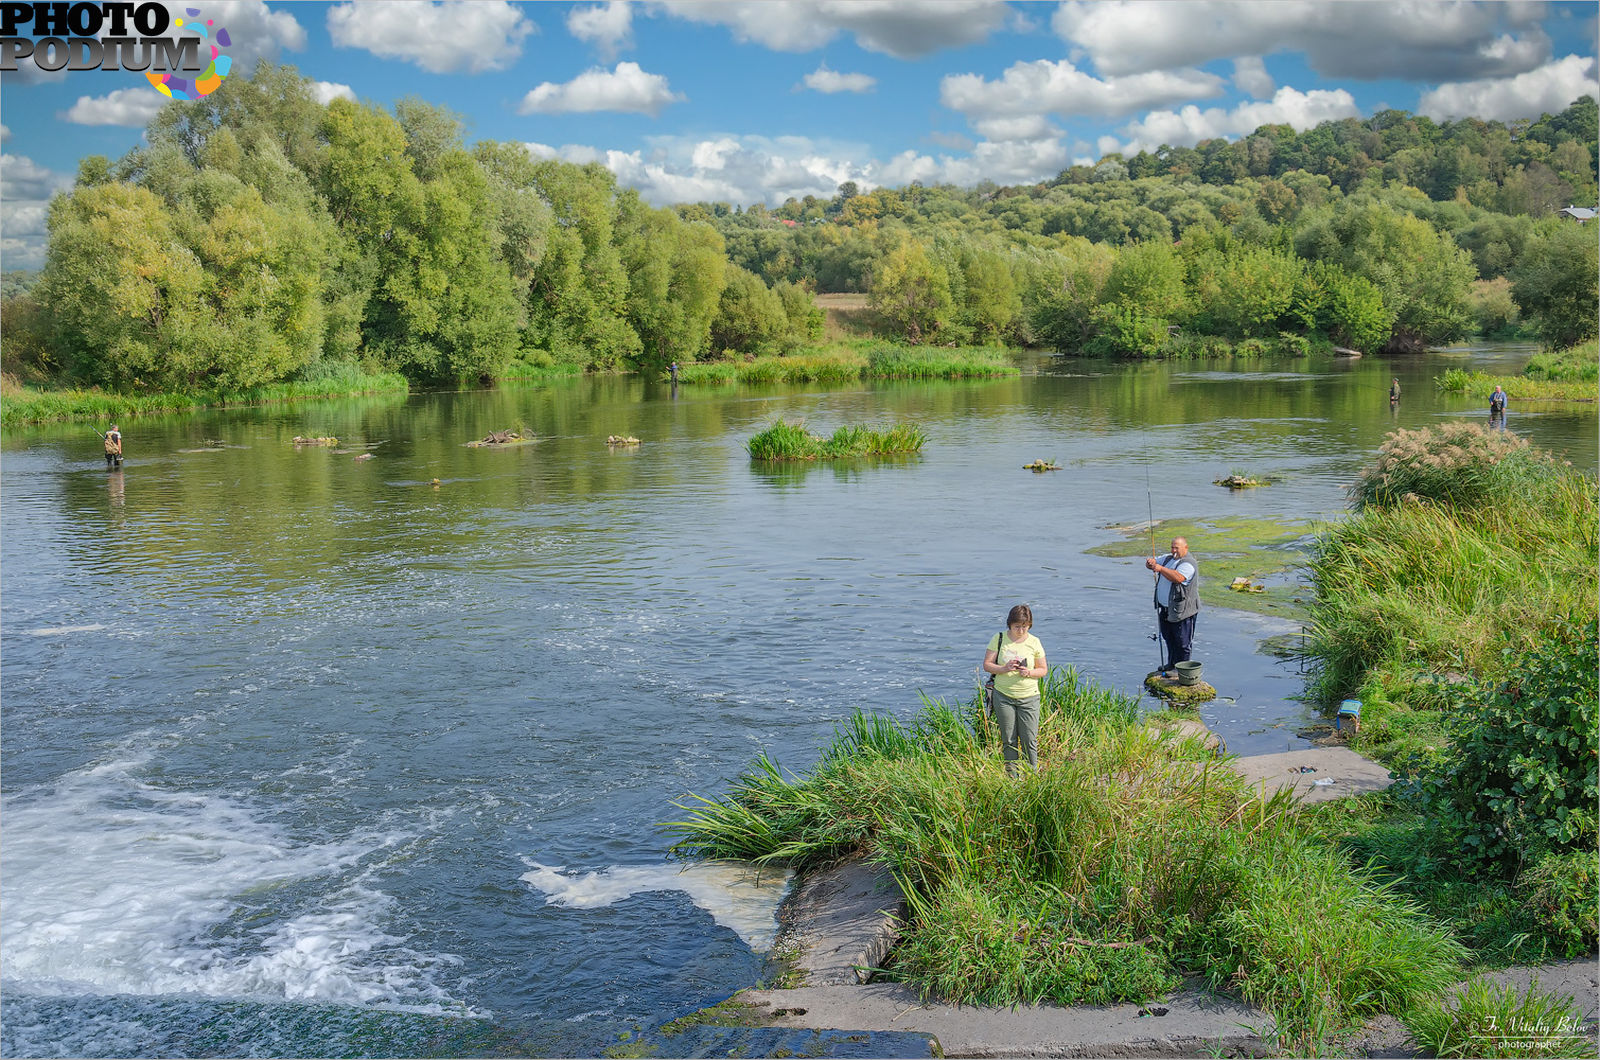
[1145,451,1164,675]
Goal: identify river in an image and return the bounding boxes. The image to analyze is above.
[1,344,1592,1057]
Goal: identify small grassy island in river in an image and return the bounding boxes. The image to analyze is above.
[746,420,925,461]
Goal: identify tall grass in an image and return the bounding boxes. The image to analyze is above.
[1306,427,1597,704]
[1348,421,1561,510]
[670,345,1018,386]
[1405,978,1597,1059]
[666,670,1464,1046]
[865,345,1019,379]
[1,366,411,427]
[745,420,926,460]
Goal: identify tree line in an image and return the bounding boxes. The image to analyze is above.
[2,63,1594,395]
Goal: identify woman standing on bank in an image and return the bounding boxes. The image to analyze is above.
[982,604,1047,775]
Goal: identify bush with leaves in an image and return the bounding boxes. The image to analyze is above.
[1418,617,1598,873]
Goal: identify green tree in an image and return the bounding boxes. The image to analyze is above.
[616,189,727,366]
[869,236,954,343]
[522,160,640,368]
[957,248,1022,343]
[1511,223,1600,349]
[1295,202,1475,351]
[709,266,789,354]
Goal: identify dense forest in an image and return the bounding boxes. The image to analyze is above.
[2,63,1595,394]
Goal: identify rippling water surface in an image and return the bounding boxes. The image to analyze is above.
[2,347,1592,1057]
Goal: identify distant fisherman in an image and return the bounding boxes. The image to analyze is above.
[103,424,122,469]
[1490,385,1507,418]
[1389,378,1401,404]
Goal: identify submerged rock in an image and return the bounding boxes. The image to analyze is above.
[1144,671,1218,703]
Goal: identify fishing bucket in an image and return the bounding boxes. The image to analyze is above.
[1174,661,1203,685]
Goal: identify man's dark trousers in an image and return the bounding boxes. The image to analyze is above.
[1159,609,1195,667]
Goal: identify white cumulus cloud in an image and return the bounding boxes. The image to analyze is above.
[1419,53,1600,122]
[59,87,168,127]
[521,129,1073,210]
[311,81,357,105]
[656,0,1010,59]
[801,66,876,94]
[1053,0,1553,82]
[568,1,633,59]
[1116,85,1362,155]
[519,62,683,116]
[1,154,73,269]
[1,153,72,201]
[941,58,1225,121]
[1232,56,1275,98]
[327,0,533,74]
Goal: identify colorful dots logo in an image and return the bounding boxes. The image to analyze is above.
[146,7,232,100]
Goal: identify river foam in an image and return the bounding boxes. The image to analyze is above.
[519,860,791,951]
[0,749,475,1015]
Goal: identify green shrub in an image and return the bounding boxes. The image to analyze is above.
[1418,617,1599,871]
[1518,849,1600,958]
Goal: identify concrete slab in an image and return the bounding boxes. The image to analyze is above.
[1227,746,1396,804]
[778,859,905,985]
[736,982,1270,1058]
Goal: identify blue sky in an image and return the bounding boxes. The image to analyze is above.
[3,1,1597,267]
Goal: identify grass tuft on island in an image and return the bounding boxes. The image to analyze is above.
[673,343,1017,386]
[747,420,926,461]
[666,670,1466,1052]
[1,364,410,428]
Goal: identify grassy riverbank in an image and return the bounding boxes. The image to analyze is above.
[673,342,1018,385]
[0,364,410,428]
[1301,423,1597,973]
[669,672,1467,1052]
[1435,340,1599,402]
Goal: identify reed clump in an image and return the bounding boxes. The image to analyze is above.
[670,345,1017,386]
[667,670,1464,1047]
[746,420,926,461]
[1349,421,1560,510]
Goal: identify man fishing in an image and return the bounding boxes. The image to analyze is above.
[1147,537,1199,677]
[101,424,122,469]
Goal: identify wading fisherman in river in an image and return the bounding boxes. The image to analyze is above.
[102,424,122,469]
[1147,537,1198,678]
